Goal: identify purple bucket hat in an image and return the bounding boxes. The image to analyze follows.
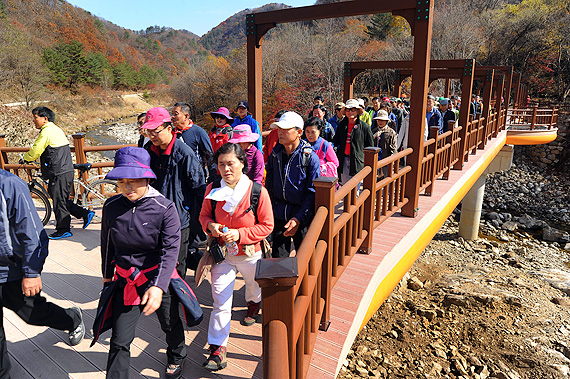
[210,107,233,121]
[228,124,260,144]
[105,147,157,180]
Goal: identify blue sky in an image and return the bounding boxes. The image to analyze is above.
[66,0,315,37]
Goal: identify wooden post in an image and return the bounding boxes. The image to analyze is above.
[256,258,298,379]
[72,133,89,182]
[361,147,380,253]
[0,135,7,171]
[531,106,538,130]
[313,176,337,330]
[479,69,494,150]
[454,59,474,170]
[443,125,453,179]
[392,70,402,98]
[425,127,438,196]
[444,78,450,98]
[264,320,289,379]
[401,0,434,218]
[493,75,504,138]
[343,63,353,102]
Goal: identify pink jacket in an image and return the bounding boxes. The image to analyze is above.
[312,137,339,178]
[199,179,274,255]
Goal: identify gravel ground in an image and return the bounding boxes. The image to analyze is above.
[338,146,570,379]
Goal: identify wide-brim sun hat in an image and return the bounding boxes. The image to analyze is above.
[141,107,171,130]
[210,107,233,121]
[105,147,157,180]
[270,111,304,130]
[228,124,260,144]
[344,99,362,109]
[373,110,390,121]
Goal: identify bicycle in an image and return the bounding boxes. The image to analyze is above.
[18,159,120,226]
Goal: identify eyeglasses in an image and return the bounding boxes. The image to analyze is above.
[345,108,358,112]
[146,126,168,137]
[137,121,145,126]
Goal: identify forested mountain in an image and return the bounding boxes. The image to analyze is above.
[0,0,209,102]
[199,3,291,56]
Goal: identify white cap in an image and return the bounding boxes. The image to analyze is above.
[344,99,362,109]
[270,111,304,130]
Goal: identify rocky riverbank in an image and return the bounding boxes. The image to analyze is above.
[338,147,570,378]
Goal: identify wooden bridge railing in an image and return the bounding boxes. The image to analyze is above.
[257,105,558,379]
[507,107,559,130]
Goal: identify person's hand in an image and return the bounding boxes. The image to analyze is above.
[141,286,163,315]
[207,222,223,237]
[22,277,42,297]
[220,228,240,244]
[102,278,113,285]
[283,217,300,237]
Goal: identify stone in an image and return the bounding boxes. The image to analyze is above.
[487,212,500,220]
[551,297,570,307]
[501,221,518,232]
[443,294,470,307]
[542,227,570,243]
[407,276,424,291]
[550,365,569,376]
[428,362,443,375]
[355,365,368,377]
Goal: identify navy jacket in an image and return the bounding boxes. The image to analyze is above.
[145,138,206,230]
[0,170,49,283]
[231,115,263,151]
[265,141,321,225]
[333,117,374,176]
[101,188,180,293]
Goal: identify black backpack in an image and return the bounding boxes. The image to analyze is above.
[210,179,262,221]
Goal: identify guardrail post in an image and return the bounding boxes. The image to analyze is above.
[313,177,337,330]
[361,147,380,254]
[265,320,290,379]
[425,127,439,196]
[531,106,537,130]
[256,258,298,379]
[72,133,89,182]
[0,134,7,171]
[550,107,557,130]
[443,126,453,179]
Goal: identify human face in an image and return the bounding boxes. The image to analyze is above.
[440,103,448,112]
[237,106,248,119]
[376,119,388,128]
[372,99,380,110]
[427,98,435,111]
[117,178,148,202]
[313,108,325,120]
[32,113,48,129]
[147,124,172,148]
[304,125,320,143]
[335,108,344,118]
[217,152,243,186]
[214,115,227,127]
[277,126,302,146]
[137,117,146,135]
[170,106,188,129]
[345,107,358,121]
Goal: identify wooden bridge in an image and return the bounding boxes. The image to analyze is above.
[0,0,562,377]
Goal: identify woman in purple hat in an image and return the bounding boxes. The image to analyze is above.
[228,124,264,184]
[209,107,233,154]
[99,147,185,379]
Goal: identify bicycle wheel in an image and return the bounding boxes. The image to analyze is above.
[82,179,120,209]
[30,187,52,226]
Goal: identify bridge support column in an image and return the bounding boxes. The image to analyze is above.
[459,145,513,240]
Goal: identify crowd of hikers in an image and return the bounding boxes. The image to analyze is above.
[0,93,473,378]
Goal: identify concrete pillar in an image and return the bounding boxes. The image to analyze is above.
[459,145,514,240]
[459,174,486,240]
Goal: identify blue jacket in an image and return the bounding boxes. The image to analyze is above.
[328,115,343,132]
[425,108,443,140]
[232,115,263,151]
[0,170,49,283]
[265,141,321,225]
[145,138,206,230]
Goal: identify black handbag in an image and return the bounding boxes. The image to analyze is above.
[209,238,226,264]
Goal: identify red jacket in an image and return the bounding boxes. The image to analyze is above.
[199,179,274,255]
[209,125,233,153]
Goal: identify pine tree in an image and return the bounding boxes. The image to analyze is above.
[366,13,393,40]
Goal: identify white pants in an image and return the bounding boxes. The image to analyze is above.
[208,251,262,346]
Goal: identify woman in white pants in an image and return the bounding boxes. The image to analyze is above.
[199,143,274,371]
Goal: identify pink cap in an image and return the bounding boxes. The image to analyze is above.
[141,107,171,130]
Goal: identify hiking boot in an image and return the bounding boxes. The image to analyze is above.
[165,361,184,379]
[243,301,260,326]
[203,345,227,371]
[49,231,72,240]
[83,211,95,229]
[68,306,85,346]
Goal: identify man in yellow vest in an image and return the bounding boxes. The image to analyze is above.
[22,107,94,239]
